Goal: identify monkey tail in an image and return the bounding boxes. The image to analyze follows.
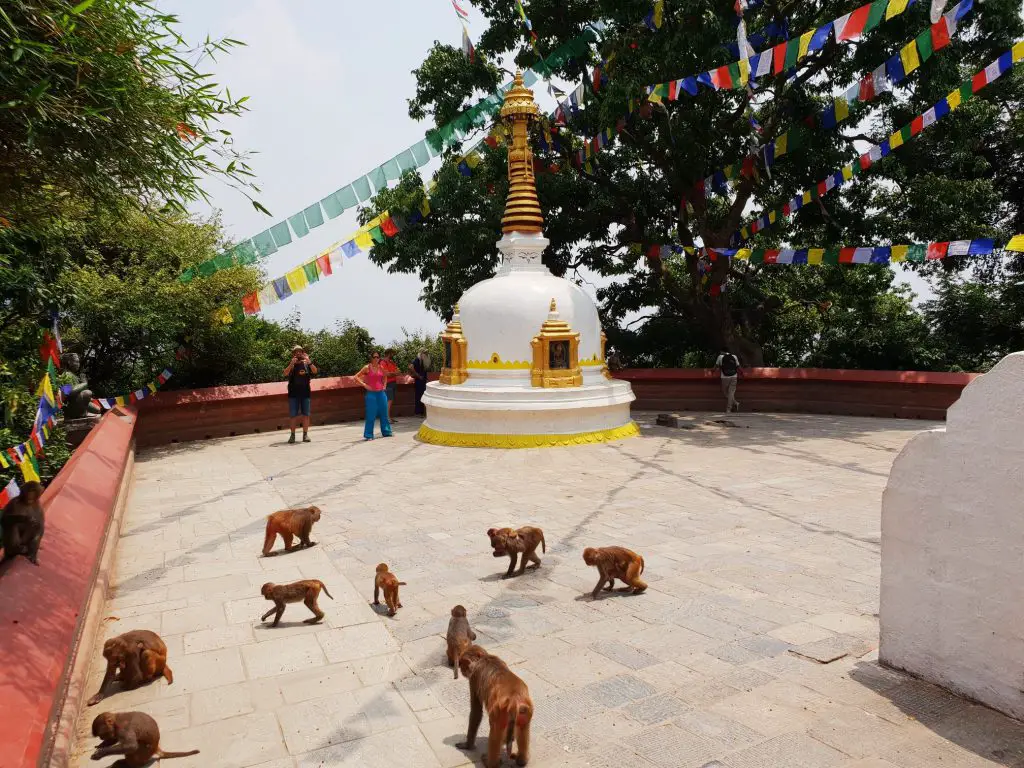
[398,582,407,586]
[541,533,546,554]
[319,581,334,600]
[640,556,645,575]
[157,749,200,759]
[162,664,174,685]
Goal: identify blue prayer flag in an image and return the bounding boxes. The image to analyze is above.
[935,98,950,119]
[272,277,292,300]
[696,72,713,89]
[682,77,699,95]
[792,249,809,264]
[968,239,994,255]
[871,247,891,264]
[809,24,831,53]
[341,240,360,258]
[879,140,891,157]
[886,53,905,82]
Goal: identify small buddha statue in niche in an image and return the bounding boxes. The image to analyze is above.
[61,353,101,420]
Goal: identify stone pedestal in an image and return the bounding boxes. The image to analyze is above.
[63,416,102,448]
[880,352,1024,719]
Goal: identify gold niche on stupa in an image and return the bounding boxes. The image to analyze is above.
[440,304,468,385]
[531,299,582,388]
[500,71,545,235]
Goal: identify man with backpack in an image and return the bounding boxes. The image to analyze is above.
[715,349,742,413]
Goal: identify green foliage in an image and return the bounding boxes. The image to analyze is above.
[367,0,1024,368]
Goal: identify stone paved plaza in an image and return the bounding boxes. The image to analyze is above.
[71,412,1024,768]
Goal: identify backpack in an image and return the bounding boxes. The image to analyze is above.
[720,353,738,376]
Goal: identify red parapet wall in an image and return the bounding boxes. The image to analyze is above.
[0,407,135,768]
[617,367,978,420]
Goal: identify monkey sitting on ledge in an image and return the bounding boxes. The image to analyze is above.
[262,505,321,556]
[1,480,44,565]
[90,711,198,766]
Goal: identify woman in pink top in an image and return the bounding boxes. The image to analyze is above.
[354,351,392,440]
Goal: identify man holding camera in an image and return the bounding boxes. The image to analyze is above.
[284,344,318,444]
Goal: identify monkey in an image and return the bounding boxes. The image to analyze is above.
[1,480,44,565]
[87,630,172,706]
[90,711,199,766]
[446,604,477,679]
[456,644,533,768]
[582,546,647,600]
[487,526,546,579]
[372,563,406,617]
[260,580,333,627]
[262,505,321,556]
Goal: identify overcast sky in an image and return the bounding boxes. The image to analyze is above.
[174,0,930,346]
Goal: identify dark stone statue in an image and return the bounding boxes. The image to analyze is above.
[61,353,101,420]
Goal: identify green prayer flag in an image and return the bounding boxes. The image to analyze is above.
[906,244,927,262]
[302,262,320,283]
[411,141,431,167]
[727,62,742,88]
[382,159,402,181]
[784,37,801,69]
[179,268,195,284]
[270,221,292,248]
[863,0,887,33]
[900,124,913,143]
[368,166,387,192]
[426,130,444,154]
[748,250,765,264]
[288,212,310,238]
[252,230,278,258]
[959,82,972,102]
[353,177,372,202]
[229,303,245,323]
[915,29,934,62]
[320,193,344,220]
[396,150,417,172]
[198,260,218,277]
[232,241,258,265]
[303,203,324,229]
[369,226,384,244]
[213,251,234,270]
[47,358,58,380]
[822,248,841,264]
[336,186,358,210]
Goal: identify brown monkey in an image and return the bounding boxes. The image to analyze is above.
[260,580,333,627]
[88,630,172,706]
[446,604,477,679]
[487,526,546,578]
[456,645,533,768]
[582,546,647,599]
[1,480,44,565]
[90,711,198,766]
[373,563,406,617]
[261,505,321,556]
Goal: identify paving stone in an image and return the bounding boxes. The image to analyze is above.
[790,634,875,664]
[295,725,443,768]
[674,708,764,750]
[589,639,661,670]
[582,673,658,707]
[623,724,725,768]
[724,732,847,768]
[316,623,398,663]
[621,692,690,725]
[531,688,606,732]
[242,633,328,679]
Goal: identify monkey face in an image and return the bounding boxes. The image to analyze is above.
[308,506,322,522]
[91,713,115,738]
[488,529,511,556]
[451,605,466,618]
[261,583,274,598]
[101,638,126,666]
[582,548,597,565]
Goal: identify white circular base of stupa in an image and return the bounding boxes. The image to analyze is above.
[418,369,638,448]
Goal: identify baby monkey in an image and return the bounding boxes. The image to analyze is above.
[373,563,406,617]
[446,605,477,679]
[260,579,333,627]
[90,711,198,766]
[582,546,647,599]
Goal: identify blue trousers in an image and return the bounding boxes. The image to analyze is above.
[364,390,392,439]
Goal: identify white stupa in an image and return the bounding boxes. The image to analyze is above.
[417,72,637,448]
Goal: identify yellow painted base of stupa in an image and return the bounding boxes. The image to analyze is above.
[416,421,640,449]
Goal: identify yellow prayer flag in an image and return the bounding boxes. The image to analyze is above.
[35,374,54,404]
[1006,235,1024,252]
[354,231,374,250]
[419,195,431,217]
[738,58,750,86]
[808,248,825,265]
[802,191,813,205]
[889,131,904,149]
[834,97,850,123]
[890,245,909,262]
[768,210,777,224]
[735,249,752,260]
[900,41,920,75]
[774,134,787,157]
[213,306,233,325]
[1014,41,1024,62]
[115,395,126,406]
[946,88,962,111]
[465,152,481,169]
[841,165,854,181]
[885,0,910,20]
[147,383,157,394]
[285,267,308,294]
[20,457,40,484]
[798,30,814,59]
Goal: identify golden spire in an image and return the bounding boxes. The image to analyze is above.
[500,71,544,235]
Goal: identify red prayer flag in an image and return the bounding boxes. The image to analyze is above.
[972,70,987,92]
[772,42,787,74]
[910,115,924,135]
[241,292,261,315]
[839,247,857,263]
[316,254,333,277]
[931,17,951,50]
[927,242,949,260]
[859,76,875,101]
[712,65,732,89]
[763,250,780,264]
[751,220,761,234]
[592,66,602,92]
[782,202,792,216]
[484,136,498,149]
[817,180,828,196]
[381,217,399,237]
[128,391,138,404]
[859,153,872,170]
[667,80,678,100]
[838,3,871,41]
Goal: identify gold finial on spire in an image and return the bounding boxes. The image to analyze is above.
[549,298,557,312]
[499,71,545,235]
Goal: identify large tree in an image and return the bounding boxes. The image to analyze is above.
[368,0,1023,366]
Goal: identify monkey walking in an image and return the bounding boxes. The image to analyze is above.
[582,546,647,599]
[90,711,199,766]
[456,645,533,768]
[260,580,333,627]
[486,526,546,579]
[373,563,406,617]
[1,480,44,565]
[446,605,477,679]
[261,505,321,556]
[88,630,172,706]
